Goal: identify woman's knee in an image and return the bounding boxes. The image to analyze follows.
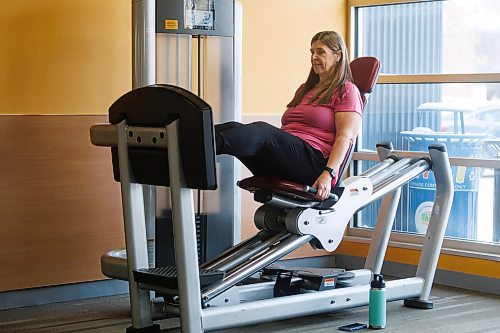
[247,121,280,137]
[249,121,274,129]
[215,121,243,134]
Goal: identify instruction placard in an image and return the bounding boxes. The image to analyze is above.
[184,0,215,30]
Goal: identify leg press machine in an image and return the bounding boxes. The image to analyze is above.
[90,84,454,332]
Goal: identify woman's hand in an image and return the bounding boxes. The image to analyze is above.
[313,171,332,200]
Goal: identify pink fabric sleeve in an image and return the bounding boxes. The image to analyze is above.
[332,81,364,115]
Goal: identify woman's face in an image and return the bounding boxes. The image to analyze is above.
[310,40,340,79]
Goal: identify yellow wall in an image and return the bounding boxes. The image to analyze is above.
[239,0,346,115]
[0,0,344,116]
[0,0,131,115]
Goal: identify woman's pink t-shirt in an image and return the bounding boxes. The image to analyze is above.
[281,81,363,158]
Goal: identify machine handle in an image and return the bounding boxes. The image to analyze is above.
[304,185,339,201]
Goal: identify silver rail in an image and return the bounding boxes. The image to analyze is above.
[369,157,413,188]
[202,234,314,303]
[374,158,429,191]
[369,159,430,204]
[360,157,396,178]
[201,231,271,270]
[207,231,290,272]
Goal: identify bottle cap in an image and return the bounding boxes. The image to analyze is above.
[371,274,386,288]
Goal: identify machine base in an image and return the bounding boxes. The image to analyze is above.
[126,324,162,333]
[404,297,434,309]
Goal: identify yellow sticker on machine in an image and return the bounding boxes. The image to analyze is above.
[165,20,179,30]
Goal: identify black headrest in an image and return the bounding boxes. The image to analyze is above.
[108,84,217,190]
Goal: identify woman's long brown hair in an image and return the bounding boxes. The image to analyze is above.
[287,31,353,107]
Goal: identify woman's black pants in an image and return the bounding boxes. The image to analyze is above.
[215,121,327,185]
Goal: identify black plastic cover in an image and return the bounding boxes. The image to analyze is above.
[133,266,224,289]
[371,273,386,288]
[108,84,217,190]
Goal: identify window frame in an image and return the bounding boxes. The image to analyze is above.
[347,0,500,260]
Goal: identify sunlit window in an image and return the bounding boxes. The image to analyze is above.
[350,0,500,245]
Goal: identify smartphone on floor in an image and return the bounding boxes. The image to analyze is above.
[338,323,368,331]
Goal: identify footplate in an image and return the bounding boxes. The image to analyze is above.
[297,268,355,291]
[133,267,224,289]
[263,266,355,296]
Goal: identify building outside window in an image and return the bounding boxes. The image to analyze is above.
[348,0,500,254]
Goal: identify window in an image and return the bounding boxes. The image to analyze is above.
[348,0,500,254]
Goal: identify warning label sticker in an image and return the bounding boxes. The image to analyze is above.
[324,277,335,287]
[165,20,179,30]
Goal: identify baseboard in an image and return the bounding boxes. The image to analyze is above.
[335,254,500,296]
[0,279,129,311]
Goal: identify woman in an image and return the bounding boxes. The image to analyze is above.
[215,31,363,200]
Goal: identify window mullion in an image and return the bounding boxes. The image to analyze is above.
[379,73,500,84]
[349,0,441,8]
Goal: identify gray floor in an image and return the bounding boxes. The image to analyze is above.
[0,284,499,333]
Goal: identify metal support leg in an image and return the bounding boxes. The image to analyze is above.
[406,144,454,308]
[364,141,401,274]
[143,185,156,268]
[364,187,401,274]
[116,121,156,330]
[167,120,203,333]
[494,168,500,242]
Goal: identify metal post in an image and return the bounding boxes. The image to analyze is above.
[132,0,157,299]
[116,120,155,329]
[412,144,454,304]
[132,0,155,88]
[494,168,500,242]
[364,187,401,274]
[360,141,396,178]
[167,120,203,333]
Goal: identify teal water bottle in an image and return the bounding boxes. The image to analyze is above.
[369,274,386,329]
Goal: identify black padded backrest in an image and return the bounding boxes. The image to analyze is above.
[108,84,217,190]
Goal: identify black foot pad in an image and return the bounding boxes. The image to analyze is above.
[126,324,162,333]
[404,298,434,309]
[134,266,224,289]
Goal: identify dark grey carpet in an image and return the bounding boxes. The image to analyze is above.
[0,285,499,333]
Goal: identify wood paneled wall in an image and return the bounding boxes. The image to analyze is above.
[0,115,124,291]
